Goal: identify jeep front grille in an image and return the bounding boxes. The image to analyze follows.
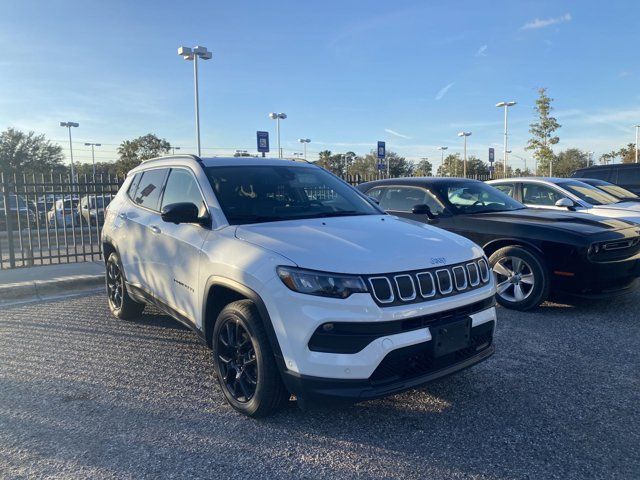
[365,258,491,307]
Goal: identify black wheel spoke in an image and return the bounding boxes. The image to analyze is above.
[216,319,257,404]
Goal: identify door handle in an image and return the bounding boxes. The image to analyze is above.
[118,212,127,220]
[150,225,161,234]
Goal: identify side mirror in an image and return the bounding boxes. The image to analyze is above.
[555,198,576,210]
[412,204,435,219]
[161,202,203,225]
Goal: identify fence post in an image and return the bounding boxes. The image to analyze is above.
[1,172,16,268]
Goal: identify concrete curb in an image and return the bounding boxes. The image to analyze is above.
[0,274,104,305]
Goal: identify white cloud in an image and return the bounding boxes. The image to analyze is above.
[435,82,454,100]
[475,45,488,57]
[385,128,411,139]
[521,13,571,30]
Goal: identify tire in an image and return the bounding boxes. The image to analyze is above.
[489,246,549,311]
[106,251,145,320]
[212,300,289,417]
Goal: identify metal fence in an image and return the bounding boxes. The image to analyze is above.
[0,168,527,270]
[0,172,123,270]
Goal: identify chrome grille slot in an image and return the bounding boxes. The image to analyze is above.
[466,262,480,286]
[436,269,453,294]
[368,277,395,303]
[394,274,416,301]
[452,265,467,291]
[416,272,436,298]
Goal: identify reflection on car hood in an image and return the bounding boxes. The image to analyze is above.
[235,215,482,274]
[593,201,640,213]
[472,209,637,235]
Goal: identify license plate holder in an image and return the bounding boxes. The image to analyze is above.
[432,317,471,357]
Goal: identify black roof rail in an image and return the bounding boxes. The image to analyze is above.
[141,154,203,163]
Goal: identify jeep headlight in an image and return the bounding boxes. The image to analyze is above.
[276,266,368,299]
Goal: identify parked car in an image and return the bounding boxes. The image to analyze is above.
[0,195,36,229]
[102,156,497,417]
[574,178,640,203]
[47,198,79,227]
[78,195,111,225]
[357,178,640,311]
[488,177,640,224]
[571,163,640,195]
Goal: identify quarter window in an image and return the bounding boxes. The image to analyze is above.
[161,169,205,211]
[132,169,168,211]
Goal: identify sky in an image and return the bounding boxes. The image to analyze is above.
[1,0,639,171]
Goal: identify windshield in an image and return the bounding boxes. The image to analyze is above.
[558,180,619,205]
[205,165,381,225]
[435,182,525,214]
[591,183,638,200]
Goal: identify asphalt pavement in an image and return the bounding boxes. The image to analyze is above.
[0,292,638,479]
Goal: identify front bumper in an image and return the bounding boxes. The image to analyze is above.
[262,274,496,395]
[282,323,495,403]
[551,252,640,297]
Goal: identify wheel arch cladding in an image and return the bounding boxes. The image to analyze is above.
[202,278,286,367]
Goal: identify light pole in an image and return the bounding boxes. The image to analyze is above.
[437,146,448,176]
[84,142,101,179]
[635,125,640,163]
[269,113,287,158]
[172,146,181,155]
[60,122,79,181]
[457,132,472,177]
[298,138,311,160]
[496,101,517,175]
[178,45,213,157]
[587,151,594,167]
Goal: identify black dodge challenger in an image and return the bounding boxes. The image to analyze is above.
[357,178,640,310]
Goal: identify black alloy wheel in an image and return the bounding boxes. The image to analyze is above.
[216,319,258,403]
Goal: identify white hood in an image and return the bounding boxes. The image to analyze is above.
[235,215,482,274]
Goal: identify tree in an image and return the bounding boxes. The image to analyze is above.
[601,143,636,164]
[552,149,588,177]
[437,154,488,177]
[75,161,119,178]
[414,159,433,176]
[316,150,347,176]
[115,134,171,176]
[0,128,65,175]
[525,88,561,176]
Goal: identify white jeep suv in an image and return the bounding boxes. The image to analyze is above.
[102,155,497,417]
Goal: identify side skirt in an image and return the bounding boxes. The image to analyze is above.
[127,283,208,346]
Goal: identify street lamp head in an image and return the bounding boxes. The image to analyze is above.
[458,131,471,137]
[438,146,448,151]
[496,101,517,107]
[506,101,517,107]
[279,113,287,119]
[298,138,310,143]
[178,46,192,56]
[60,122,79,128]
[269,112,278,119]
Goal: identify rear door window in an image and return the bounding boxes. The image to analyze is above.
[132,169,168,211]
[522,183,565,206]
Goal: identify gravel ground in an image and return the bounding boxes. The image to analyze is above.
[0,292,638,479]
